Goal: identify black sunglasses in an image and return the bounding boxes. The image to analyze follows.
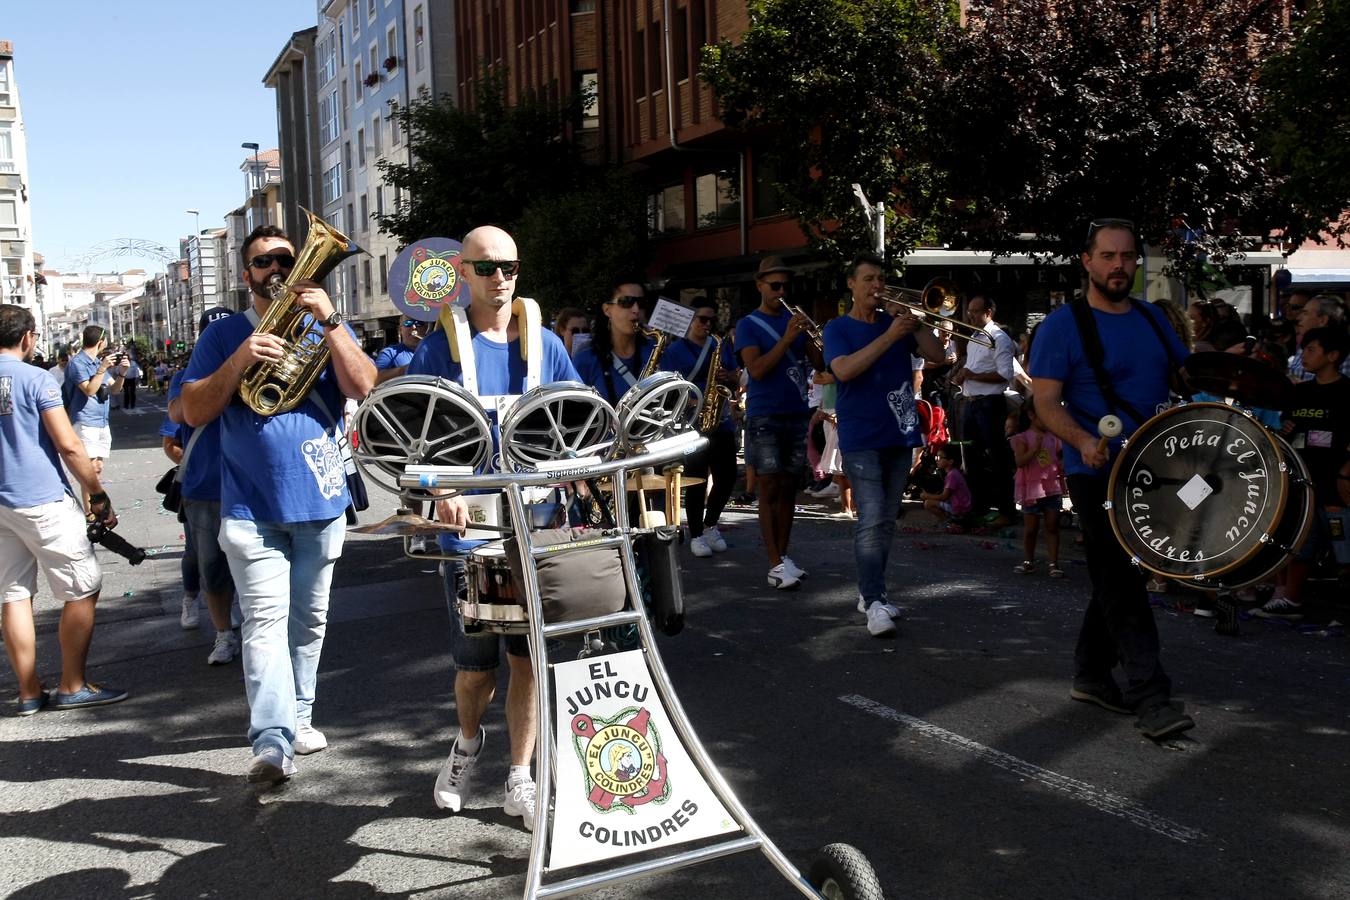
[694,315,715,324]
[568,325,590,334]
[249,252,296,270]
[401,319,421,327]
[607,297,640,309]
[463,259,520,277]
[764,281,788,291]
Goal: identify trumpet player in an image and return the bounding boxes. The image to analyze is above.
[735,256,824,590]
[824,254,946,637]
[660,300,740,557]
[182,225,376,784]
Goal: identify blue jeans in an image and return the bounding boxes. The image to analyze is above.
[843,447,911,610]
[220,516,345,756]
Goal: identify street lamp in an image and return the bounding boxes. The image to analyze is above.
[186,208,200,234]
[180,209,201,349]
[242,142,262,228]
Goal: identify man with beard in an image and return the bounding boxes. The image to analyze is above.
[1029,219,1194,741]
[0,304,126,714]
[182,225,376,783]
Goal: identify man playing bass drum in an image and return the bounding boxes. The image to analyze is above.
[1029,218,1195,741]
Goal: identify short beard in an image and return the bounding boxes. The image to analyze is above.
[1090,272,1132,304]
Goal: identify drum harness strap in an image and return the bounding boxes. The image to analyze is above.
[1068,297,1182,430]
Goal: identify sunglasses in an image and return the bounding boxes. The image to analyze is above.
[694,315,715,324]
[1288,304,1306,313]
[249,252,296,270]
[463,259,520,277]
[568,326,590,334]
[401,319,420,327]
[1085,218,1136,242]
[763,281,788,291]
[607,297,640,309]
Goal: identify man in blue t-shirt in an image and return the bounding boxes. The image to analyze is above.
[1,304,127,714]
[1029,219,1194,741]
[63,325,126,513]
[734,255,824,590]
[374,316,430,549]
[825,254,946,638]
[181,225,377,784]
[407,224,578,831]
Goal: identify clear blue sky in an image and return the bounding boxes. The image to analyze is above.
[5,1,316,274]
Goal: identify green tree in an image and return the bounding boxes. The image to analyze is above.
[701,0,959,265]
[1260,0,1350,248]
[936,0,1293,269]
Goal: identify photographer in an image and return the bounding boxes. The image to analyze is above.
[1,304,128,714]
[62,326,125,513]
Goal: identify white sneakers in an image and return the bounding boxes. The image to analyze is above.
[207,631,239,666]
[247,745,296,784]
[294,723,328,755]
[767,563,801,590]
[781,557,807,580]
[690,526,728,558]
[866,603,897,637]
[809,482,841,499]
[504,775,538,832]
[856,595,902,618]
[434,728,484,812]
[180,594,198,630]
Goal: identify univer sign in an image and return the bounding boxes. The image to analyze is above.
[549,650,737,870]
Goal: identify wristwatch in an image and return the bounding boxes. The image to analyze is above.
[322,311,343,329]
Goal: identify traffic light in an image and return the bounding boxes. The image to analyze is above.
[164,339,171,348]
[174,341,186,352]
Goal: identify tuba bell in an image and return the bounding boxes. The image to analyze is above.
[237,208,365,416]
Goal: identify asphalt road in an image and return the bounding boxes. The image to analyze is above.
[2,392,1347,899]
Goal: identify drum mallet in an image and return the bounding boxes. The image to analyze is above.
[1096,415,1123,455]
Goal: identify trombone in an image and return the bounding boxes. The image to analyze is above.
[877,277,995,349]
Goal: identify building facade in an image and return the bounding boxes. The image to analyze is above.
[0,40,39,328]
[265,27,323,246]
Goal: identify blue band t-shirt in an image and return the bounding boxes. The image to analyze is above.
[659,337,734,433]
[64,352,113,427]
[572,338,655,405]
[167,371,225,502]
[182,311,355,523]
[0,357,71,508]
[734,308,810,417]
[823,315,923,453]
[375,342,417,371]
[1028,300,1190,477]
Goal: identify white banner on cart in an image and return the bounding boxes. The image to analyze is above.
[549,650,738,869]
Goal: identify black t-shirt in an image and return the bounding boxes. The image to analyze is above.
[1285,376,1350,502]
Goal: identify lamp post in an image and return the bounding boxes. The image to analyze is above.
[241,142,262,228]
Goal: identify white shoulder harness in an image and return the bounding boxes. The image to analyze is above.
[440,297,543,415]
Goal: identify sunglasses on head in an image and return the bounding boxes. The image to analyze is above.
[607,296,640,309]
[249,252,296,270]
[463,259,520,277]
[1085,218,1136,242]
[764,281,788,291]
[401,319,420,327]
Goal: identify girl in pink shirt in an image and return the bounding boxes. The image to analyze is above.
[1010,400,1066,577]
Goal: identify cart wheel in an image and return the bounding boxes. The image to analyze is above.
[807,843,885,900]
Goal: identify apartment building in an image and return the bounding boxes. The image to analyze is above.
[0,40,39,329]
[265,27,324,246]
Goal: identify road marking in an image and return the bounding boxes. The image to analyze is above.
[839,694,1205,844]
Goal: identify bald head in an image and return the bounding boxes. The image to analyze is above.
[457,225,520,310]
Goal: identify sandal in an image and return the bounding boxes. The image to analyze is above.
[1048,564,1065,579]
[1013,560,1036,574]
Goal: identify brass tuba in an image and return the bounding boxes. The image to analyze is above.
[697,333,732,434]
[237,208,364,416]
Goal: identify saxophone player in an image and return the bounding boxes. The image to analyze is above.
[182,225,376,784]
[660,300,740,557]
[572,278,657,405]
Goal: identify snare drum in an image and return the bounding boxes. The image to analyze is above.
[459,543,529,635]
[1107,402,1312,590]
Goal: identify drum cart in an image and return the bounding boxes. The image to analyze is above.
[354,376,886,900]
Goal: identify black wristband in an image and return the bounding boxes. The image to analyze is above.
[90,492,109,506]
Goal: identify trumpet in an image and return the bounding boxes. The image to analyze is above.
[876,277,994,349]
[780,300,824,352]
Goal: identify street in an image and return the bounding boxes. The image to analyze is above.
[1,396,1348,900]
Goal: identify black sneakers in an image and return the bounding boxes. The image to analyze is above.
[1135,701,1195,740]
[1069,682,1132,715]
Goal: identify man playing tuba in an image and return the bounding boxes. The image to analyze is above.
[182,224,376,784]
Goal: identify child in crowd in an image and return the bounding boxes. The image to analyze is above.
[1010,399,1066,578]
[922,444,972,526]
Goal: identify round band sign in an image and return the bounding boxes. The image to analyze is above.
[389,238,464,322]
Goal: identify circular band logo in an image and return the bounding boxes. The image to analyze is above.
[388,238,464,321]
[586,723,656,798]
[409,248,458,303]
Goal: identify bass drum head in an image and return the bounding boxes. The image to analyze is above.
[615,371,703,454]
[498,382,618,472]
[350,376,493,501]
[1107,402,1291,582]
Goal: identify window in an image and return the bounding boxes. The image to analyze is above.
[354,62,363,104]
[320,89,339,145]
[367,0,377,21]
[322,163,343,204]
[0,126,11,160]
[362,258,372,295]
[338,21,346,66]
[390,101,401,145]
[344,141,353,190]
[648,26,663,92]
[379,254,388,294]
[414,6,425,72]
[359,193,369,230]
[346,201,355,235]
[672,8,688,81]
[351,5,359,35]
[695,170,738,229]
[376,183,385,216]
[369,44,379,91]
[577,72,599,129]
[633,31,647,97]
[372,113,383,157]
[387,25,398,64]
[357,127,366,167]
[647,184,685,236]
[0,200,16,226]
[571,0,596,10]
[752,156,786,218]
[340,80,349,129]
[319,34,337,84]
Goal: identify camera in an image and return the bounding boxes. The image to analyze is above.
[87,520,147,566]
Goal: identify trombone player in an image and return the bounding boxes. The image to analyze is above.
[182,224,376,784]
[824,254,946,637]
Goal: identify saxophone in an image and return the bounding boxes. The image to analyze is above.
[638,325,672,379]
[696,333,732,434]
[237,208,364,416]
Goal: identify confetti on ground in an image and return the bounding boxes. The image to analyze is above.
[122,591,134,598]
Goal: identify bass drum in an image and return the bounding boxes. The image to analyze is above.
[1107,402,1312,590]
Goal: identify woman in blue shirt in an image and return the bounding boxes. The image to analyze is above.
[572,279,655,405]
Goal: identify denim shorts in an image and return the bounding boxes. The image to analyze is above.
[183,499,235,594]
[443,558,529,671]
[1023,495,1064,515]
[745,414,809,476]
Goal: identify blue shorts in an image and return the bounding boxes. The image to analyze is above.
[443,558,529,671]
[1023,495,1064,515]
[745,414,809,477]
[183,499,235,594]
